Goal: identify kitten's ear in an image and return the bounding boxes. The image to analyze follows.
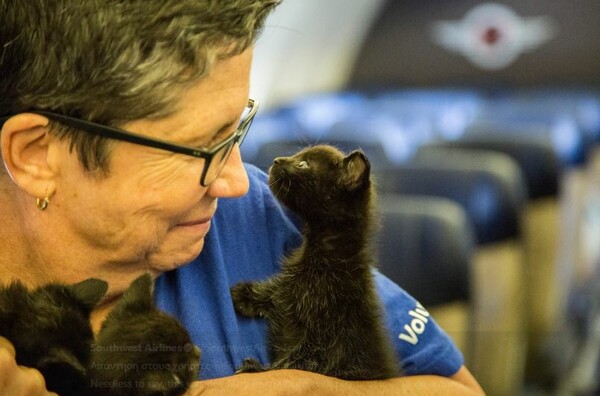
[341,150,370,191]
[70,278,108,311]
[118,273,154,310]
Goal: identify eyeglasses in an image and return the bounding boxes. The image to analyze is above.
[9,99,258,186]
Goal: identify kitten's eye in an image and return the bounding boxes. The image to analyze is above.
[296,160,309,169]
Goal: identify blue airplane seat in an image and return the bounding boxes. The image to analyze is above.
[460,114,593,167]
[377,150,529,392]
[280,91,369,139]
[419,137,561,199]
[377,194,476,363]
[324,112,430,164]
[489,90,600,143]
[378,151,527,245]
[377,194,474,307]
[368,88,484,140]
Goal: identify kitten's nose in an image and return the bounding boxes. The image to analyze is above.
[273,157,284,165]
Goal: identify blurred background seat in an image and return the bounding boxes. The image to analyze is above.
[377,194,475,361]
[379,149,528,396]
[417,140,563,384]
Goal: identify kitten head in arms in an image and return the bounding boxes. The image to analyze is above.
[90,273,200,396]
[0,278,108,396]
[268,145,373,226]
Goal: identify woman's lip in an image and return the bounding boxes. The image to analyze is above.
[177,217,212,227]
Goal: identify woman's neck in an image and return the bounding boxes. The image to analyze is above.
[90,298,120,334]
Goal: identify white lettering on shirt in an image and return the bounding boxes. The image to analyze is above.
[398,302,431,345]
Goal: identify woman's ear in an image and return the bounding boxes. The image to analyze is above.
[1,113,59,198]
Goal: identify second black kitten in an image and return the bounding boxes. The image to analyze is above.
[231,145,400,380]
[0,278,108,395]
[89,273,201,396]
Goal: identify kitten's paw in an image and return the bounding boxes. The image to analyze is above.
[230,282,259,316]
[235,358,267,374]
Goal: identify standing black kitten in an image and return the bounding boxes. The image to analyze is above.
[0,278,108,395]
[231,145,400,380]
[89,273,201,396]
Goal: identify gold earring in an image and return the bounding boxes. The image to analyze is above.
[36,197,50,211]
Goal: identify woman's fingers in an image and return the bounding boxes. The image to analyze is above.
[0,337,58,395]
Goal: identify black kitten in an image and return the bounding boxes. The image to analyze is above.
[231,145,400,380]
[0,278,108,395]
[89,273,200,396]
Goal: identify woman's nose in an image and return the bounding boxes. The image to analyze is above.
[207,145,249,198]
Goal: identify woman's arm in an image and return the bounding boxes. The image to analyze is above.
[185,365,486,396]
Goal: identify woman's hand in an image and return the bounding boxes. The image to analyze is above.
[0,337,58,396]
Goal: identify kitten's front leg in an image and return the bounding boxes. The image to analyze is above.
[235,358,268,374]
[230,279,276,318]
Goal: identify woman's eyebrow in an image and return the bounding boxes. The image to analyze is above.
[182,118,237,147]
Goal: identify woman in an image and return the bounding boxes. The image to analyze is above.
[0,0,484,394]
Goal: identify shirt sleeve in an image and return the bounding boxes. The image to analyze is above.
[374,270,464,376]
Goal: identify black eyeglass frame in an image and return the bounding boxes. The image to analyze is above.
[1,99,258,186]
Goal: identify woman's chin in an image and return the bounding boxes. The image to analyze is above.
[147,237,206,273]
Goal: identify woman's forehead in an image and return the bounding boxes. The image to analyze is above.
[123,50,253,142]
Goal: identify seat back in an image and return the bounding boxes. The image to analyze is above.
[377,194,475,356]
[419,140,563,382]
[378,151,528,396]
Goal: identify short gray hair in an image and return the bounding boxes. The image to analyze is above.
[0,0,280,173]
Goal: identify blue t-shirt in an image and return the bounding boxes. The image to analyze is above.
[154,164,463,380]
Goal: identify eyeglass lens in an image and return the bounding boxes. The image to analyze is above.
[202,141,236,185]
[199,101,255,185]
[201,123,251,185]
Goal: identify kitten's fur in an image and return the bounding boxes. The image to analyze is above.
[0,278,108,395]
[89,273,200,396]
[231,145,400,380]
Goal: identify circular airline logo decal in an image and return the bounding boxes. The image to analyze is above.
[430,3,557,70]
